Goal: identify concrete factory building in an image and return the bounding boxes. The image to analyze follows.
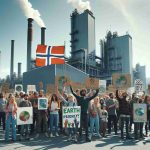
[70,9,96,67]
[23,64,88,92]
[100,31,133,84]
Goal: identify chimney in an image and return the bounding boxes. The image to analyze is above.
[41,27,46,45]
[18,62,22,79]
[27,18,33,71]
[10,40,14,79]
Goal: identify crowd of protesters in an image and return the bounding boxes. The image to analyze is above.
[0,84,150,143]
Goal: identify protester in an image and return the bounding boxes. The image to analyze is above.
[106,93,118,135]
[48,93,60,137]
[89,96,101,140]
[0,93,7,131]
[144,95,150,136]
[35,90,49,138]
[100,104,108,137]
[5,94,17,142]
[58,90,78,142]
[116,90,132,139]
[133,97,145,140]
[70,85,99,142]
[19,94,32,140]
[30,91,38,134]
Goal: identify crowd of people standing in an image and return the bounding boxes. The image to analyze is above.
[0,84,150,143]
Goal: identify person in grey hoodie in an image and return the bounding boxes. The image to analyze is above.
[0,93,7,131]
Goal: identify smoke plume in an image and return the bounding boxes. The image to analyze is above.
[68,0,91,12]
[18,0,45,27]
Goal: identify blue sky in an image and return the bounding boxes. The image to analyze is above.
[0,0,150,78]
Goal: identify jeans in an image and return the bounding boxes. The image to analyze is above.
[120,115,130,138]
[0,112,5,130]
[21,124,30,136]
[108,115,117,134]
[5,113,16,141]
[90,114,100,137]
[49,114,59,134]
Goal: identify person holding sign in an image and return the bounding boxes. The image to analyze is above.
[0,93,7,131]
[5,94,17,142]
[58,90,78,142]
[19,94,32,141]
[116,90,132,139]
[70,85,99,142]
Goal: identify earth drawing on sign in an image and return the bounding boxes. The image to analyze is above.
[135,108,144,116]
[19,111,30,122]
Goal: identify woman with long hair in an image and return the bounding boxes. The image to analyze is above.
[48,94,60,137]
[5,94,17,142]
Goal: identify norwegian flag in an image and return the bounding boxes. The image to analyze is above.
[36,44,65,67]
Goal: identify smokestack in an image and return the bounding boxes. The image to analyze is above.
[10,40,14,79]
[41,27,46,45]
[27,18,33,71]
[18,62,22,79]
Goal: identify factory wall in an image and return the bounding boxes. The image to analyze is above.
[23,64,88,93]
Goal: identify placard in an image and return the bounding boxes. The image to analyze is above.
[135,79,143,93]
[38,98,48,110]
[112,73,131,89]
[17,107,33,125]
[62,106,81,128]
[27,85,36,93]
[99,80,106,93]
[15,84,23,93]
[133,103,147,122]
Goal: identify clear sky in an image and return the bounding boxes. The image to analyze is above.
[0,0,150,78]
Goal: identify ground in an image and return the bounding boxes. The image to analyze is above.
[0,128,150,150]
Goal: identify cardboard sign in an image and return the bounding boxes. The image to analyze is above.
[112,73,131,89]
[99,80,106,93]
[38,98,48,110]
[85,78,99,89]
[1,83,10,93]
[17,107,33,125]
[62,106,81,128]
[27,85,36,93]
[135,79,143,93]
[133,103,147,122]
[15,84,23,93]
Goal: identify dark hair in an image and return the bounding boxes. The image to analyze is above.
[109,93,113,97]
[80,88,87,96]
[51,94,58,102]
[144,95,148,104]
[0,93,3,98]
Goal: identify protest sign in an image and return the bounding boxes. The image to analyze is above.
[62,106,81,128]
[27,85,36,93]
[15,84,23,93]
[135,79,143,93]
[38,98,48,110]
[99,80,106,93]
[133,103,147,122]
[112,73,131,89]
[17,107,33,125]
[85,77,99,89]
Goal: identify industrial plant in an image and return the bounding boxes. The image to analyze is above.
[0,7,146,92]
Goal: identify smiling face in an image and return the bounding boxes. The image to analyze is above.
[68,94,74,102]
[94,96,99,104]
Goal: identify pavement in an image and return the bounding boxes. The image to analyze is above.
[0,127,150,150]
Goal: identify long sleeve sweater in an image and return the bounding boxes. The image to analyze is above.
[70,86,99,114]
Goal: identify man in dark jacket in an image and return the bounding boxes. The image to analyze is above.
[116,90,132,139]
[70,85,99,142]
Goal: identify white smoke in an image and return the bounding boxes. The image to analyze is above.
[18,0,45,27]
[68,0,91,12]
